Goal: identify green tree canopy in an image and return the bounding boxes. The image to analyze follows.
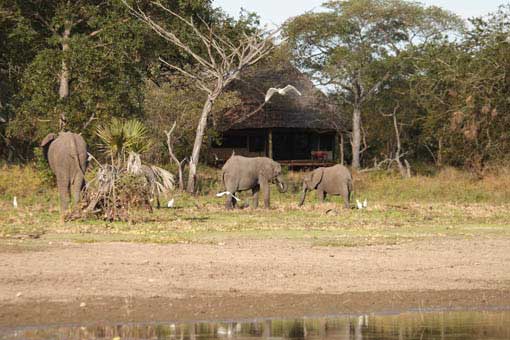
[284,0,463,168]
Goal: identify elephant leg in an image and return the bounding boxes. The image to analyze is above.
[259,177,270,208]
[252,186,260,209]
[343,194,350,209]
[225,190,237,210]
[71,173,84,207]
[57,177,71,214]
[223,178,239,210]
[231,193,238,209]
[225,195,233,210]
[317,189,325,203]
[342,185,350,209]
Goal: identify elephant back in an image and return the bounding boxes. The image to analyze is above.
[331,164,351,178]
[48,132,88,175]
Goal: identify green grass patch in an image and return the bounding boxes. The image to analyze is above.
[1,165,510,248]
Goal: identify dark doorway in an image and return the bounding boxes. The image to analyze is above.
[273,132,293,160]
[272,130,335,161]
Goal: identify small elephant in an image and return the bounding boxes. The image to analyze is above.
[221,155,288,209]
[299,164,353,208]
[41,132,88,214]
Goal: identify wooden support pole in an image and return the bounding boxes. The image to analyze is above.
[340,133,345,165]
[268,129,273,159]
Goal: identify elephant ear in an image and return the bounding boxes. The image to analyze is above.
[260,164,272,179]
[310,168,324,189]
[40,133,57,147]
[260,160,277,179]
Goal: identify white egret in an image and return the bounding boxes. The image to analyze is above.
[167,198,175,208]
[264,85,302,102]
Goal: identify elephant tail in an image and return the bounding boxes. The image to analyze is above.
[347,178,353,201]
[346,177,353,194]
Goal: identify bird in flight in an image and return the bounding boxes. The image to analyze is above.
[265,85,302,102]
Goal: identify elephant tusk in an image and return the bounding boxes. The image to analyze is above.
[216,191,241,202]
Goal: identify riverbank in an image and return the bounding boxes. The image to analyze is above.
[1,238,509,327]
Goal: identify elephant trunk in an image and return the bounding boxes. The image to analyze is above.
[276,175,287,193]
[298,183,308,206]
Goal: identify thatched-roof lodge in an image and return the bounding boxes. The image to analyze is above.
[212,61,340,167]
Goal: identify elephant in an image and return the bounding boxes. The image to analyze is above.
[221,155,288,209]
[298,164,353,208]
[41,132,88,214]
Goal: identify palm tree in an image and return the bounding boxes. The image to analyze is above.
[96,118,151,166]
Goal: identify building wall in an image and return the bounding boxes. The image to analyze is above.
[212,147,265,162]
[211,128,337,163]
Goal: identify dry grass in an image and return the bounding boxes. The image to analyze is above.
[1,165,510,247]
[353,166,510,203]
[0,164,48,199]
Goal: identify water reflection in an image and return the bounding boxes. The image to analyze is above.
[2,310,510,340]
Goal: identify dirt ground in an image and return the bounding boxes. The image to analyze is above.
[1,237,510,328]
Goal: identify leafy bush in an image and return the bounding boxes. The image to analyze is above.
[33,147,55,186]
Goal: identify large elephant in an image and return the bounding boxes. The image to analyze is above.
[41,132,88,214]
[221,155,288,209]
[298,164,352,208]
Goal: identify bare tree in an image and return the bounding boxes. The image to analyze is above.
[124,1,278,193]
[381,104,411,178]
[165,121,187,191]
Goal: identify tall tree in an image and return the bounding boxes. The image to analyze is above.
[0,2,41,159]
[125,1,277,193]
[2,0,219,160]
[4,0,148,149]
[284,0,462,168]
[410,5,510,175]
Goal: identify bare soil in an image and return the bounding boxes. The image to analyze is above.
[1,238,509,327]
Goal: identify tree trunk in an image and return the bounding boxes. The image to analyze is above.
[177,163,185,191]
[437,136,443,167]
[351,105,362,169]
[59,20,72,130]
[339,132,344,165]
[187,97,213,193]
[165,124,186,191]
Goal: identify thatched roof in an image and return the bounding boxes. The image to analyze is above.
[217,62,338,132]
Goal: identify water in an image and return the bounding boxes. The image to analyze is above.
[2,309,510,340]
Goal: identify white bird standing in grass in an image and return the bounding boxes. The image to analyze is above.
[265,85,302,102]
[356,199,363,210]
[356,199,368,210]
[12,196,18,209]
[167,198,175,208]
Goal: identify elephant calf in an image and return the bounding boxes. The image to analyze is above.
[299,164,353,208]
[221,155,287,209]
[41,132,88,215]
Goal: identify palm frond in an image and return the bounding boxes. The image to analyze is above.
[96,118,152,162]
[150,165,175,193]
